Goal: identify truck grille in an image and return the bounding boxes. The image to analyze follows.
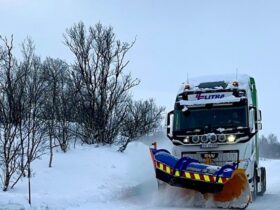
[181,150,239,167]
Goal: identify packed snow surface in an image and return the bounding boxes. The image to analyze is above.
[0,139,279,210]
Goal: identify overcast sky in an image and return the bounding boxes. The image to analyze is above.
[0,0,279,137]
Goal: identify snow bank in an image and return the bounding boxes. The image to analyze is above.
[0,140,160,209]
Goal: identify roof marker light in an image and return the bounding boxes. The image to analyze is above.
[184,84,191,91]
[232,81,239,87]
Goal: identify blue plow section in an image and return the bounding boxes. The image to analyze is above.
[150,148,238,194]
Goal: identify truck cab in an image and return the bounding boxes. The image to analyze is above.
[166,75,266,199]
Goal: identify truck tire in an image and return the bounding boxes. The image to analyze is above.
[257,167,266,196]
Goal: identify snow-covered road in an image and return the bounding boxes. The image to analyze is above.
[66,159,280,210]
[0,140,279,210]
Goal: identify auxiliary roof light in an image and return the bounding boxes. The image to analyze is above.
[232,81,239,87]
[209,134,217,143]
[218,134,226,143]
[192,135,200,144]
[227,135,236,143]
[201,134,209,143]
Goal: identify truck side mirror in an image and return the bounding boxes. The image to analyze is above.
[167,111,174,140]
[256,109,262,131]
[249,106,262,132]
[257,110,262,121]
[249,108,256,133]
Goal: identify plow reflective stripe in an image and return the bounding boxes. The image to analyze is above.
[204,175,210,182]
[185,172,191,179]
[217,177,223,184]
[156,161,172,175]
[216,176,229,184]
[155,161,229,184]
[194,173,200,180]
[159,163,164,171]
[166,166,171,174]
[175,170,180,177]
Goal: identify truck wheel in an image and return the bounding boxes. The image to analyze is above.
[257,167,266,196]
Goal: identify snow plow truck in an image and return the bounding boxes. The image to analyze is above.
[150,75,266,209]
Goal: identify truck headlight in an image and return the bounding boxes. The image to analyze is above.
[192,135,200,144]
[227,135,236,143]
[183,136,190,143]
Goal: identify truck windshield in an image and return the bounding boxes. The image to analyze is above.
[174,106,247,131]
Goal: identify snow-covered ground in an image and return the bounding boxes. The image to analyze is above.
[0,139,279,210]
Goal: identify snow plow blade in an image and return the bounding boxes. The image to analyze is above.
[150,147,251,208]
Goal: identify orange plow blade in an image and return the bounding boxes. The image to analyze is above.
[213,169,251,208]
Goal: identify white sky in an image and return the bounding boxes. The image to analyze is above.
[0,0,279,137]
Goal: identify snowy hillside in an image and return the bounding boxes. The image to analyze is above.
[0,139,279,210]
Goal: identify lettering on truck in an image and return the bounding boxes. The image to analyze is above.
[196,93,225,100]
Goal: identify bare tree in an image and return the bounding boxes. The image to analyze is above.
[20,38,47,204]
[118,99,165,152]
[55,62,73,153]
[64,22,140,144]
[0,35,22,191]
[15,38,45,175]
[0,36,46,201]
[42,57,72,165]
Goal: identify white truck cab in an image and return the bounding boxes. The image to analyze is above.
[166,75,266,199]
